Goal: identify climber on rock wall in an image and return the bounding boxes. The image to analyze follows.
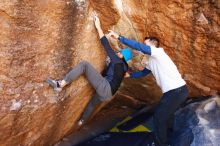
[47,12,132,126]
[109,30,189,146]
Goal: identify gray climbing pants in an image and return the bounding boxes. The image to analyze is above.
[64,61,112,100]
[80,93,102,122]
[64,61,113,122]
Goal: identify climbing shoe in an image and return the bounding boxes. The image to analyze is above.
[47,79,62,92]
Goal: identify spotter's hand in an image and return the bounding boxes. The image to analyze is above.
[108,30,120,39]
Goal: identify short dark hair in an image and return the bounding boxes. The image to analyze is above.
[145,36,160,48]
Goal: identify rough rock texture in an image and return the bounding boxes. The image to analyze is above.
[173,96,220,146]
[0,0,219,145]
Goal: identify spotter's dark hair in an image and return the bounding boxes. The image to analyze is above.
[144,37,160,48]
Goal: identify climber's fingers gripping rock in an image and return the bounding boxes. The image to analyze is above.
[92,11,101,29]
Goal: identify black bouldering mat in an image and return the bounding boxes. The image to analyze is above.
[76,132,154,146]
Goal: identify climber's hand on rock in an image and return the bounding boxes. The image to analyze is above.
[92,11,101,29]
[92,11,104,38]
[94,16,101,29]
[108,30,119,39]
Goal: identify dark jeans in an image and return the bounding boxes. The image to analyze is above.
[153,85,188,146]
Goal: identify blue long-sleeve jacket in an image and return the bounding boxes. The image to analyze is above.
[130,68,151,78]
[101,36,128,94]
[119,36,152,55]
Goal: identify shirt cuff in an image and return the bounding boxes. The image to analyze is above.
[118,35,123,41]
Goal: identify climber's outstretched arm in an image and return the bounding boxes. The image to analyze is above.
[93,12,104,38]
[92,12,121,62]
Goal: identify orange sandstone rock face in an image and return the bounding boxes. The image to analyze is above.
[0,0,219,145]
